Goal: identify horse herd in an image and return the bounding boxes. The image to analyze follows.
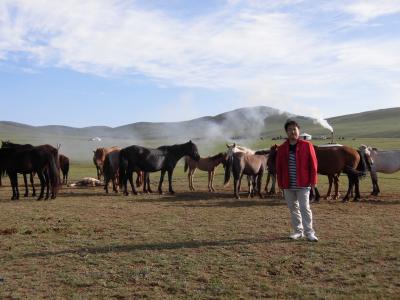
[1,140,400,202]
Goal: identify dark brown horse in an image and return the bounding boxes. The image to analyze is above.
[224,151,267,199]
[59,154,70,185]
[0,144,60,200]
[264,144,279,195]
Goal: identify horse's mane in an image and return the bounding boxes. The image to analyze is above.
[209,152,224,161]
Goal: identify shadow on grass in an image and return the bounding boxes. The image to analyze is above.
[176,198,286,208]
[19,236,288,259]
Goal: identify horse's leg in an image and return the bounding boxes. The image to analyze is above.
[158,170,166,194]
[207,171,212,192]
[36,171,45,200]
[128,171,137,195]
[104,176,109,193]
[146,173,153,193]
[10,173,17,200]
[265,172,270,193]
[30,173,36,197]
[342,175,354,202]
[247,175,252,197]
[271,174,276,194]
[234,177,240,199]
[333,175,340,200]
[44,170,50,200]
[353,178,361,201]
[370,170,379,196]
[23,174,29,197]
[187,169,192,191]
[325,175,333,200]
[257,173,263,198]
[211,170,216,192]
[167,169,174,194]
[113,176,118,193]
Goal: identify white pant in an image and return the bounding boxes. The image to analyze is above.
[284,188,315,236]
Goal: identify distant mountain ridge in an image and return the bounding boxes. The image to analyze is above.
[1,106,399,141]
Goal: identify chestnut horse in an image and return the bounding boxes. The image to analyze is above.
[224,151,267,199]
[184,152,226,192]
[93,146,121,180]
[268,144,367,202]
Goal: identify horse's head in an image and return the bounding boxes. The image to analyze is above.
[93,148,106,170]
[1,140,12,148]
[186,140,200,161]
[359,144,374,166]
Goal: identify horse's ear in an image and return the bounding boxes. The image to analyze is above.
[189,140,192,144]
[57,143,61,150]
[233,143,236,148]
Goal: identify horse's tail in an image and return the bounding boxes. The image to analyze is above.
[48,152,60,196]
[119,150,128,189]
[357,150,368,177]
[343,165,364,179]
[224,154,233,186]
[184,156,189,173]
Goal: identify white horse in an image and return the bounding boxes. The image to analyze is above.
[359,145,400,196]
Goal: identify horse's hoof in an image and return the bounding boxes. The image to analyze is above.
[24,194,28,198]
[169,191,175,195]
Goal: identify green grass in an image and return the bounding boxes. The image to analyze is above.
[1,137,400,298]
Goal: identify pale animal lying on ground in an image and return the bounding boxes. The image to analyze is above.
[68,177,104,187]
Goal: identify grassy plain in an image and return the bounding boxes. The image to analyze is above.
[0,139,399,299]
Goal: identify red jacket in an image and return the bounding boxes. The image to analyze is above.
[276,139,318,189]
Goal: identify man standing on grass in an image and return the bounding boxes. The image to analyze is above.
[276,120,319,242]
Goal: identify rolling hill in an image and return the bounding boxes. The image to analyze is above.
[0,106,399,161]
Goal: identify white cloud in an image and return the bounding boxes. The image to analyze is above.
[0,0,399,119]
[342,0,400,22]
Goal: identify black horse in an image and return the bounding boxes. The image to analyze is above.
[119,141,200,196]
[0,144,60,200]
[1,141,37,197]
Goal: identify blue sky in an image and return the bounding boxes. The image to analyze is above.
[0,0,399,127]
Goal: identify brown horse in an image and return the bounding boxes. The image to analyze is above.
[268,144,367,201]
[184,152,226,192]
[224,151,267,199]
[103,149,144,194]
[59,154,70,185]
[93,146,120,180]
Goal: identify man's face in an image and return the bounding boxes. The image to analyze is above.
[286,125,299,140]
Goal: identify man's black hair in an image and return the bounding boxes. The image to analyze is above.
[284,119,300,131]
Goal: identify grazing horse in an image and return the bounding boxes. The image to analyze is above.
[59,154,70,185]
[224,151,268,199]
[119,141,200,196]
[359,145,400,196]
[184,152,226,192]
[93,146,120,180]
[0,144,60,200]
